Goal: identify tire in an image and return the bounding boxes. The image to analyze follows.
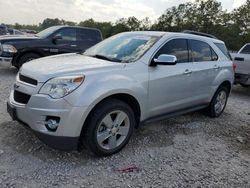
[18,53,41,69]
[205,86,229,118]
[82,99,136,156]
[240,83,250,88]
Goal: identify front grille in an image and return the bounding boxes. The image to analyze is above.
[14,90,31,104]
[19,74,38,86]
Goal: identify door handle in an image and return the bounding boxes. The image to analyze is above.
[183,69,192,75]
[234,57,244,61]
[71,44,77,47]
[213,65,220,70]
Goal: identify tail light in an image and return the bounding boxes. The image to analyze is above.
[233,63,236,72]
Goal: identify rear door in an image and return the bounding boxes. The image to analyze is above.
[52,27,78,54]
[189,39,219,103]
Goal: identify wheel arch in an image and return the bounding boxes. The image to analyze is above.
[219,80,232,92]
[15,50,44,66]
[78,93,142,149]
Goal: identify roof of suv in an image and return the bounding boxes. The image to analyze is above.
[126,31,224,44]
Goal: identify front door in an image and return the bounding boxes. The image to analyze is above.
[52,28,79,54]
[148,38,195,117]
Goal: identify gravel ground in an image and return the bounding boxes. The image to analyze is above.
[0,67,249,188]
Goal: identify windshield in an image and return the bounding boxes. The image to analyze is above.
[84,33,160,63]
[36,26,62,39]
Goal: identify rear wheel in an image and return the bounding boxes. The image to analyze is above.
[82,99,135,156]
[205,86,229,118]
[18,53,41,69]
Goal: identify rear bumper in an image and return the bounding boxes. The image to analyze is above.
[235,73,250,85]
[0,56,12,67]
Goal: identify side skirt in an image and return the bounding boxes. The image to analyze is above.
[140,104,209,126]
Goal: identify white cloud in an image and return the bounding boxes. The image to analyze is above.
[232,0,247,8]
[0,0,247,25]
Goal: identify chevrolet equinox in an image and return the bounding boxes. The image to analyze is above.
[7,31,234,156]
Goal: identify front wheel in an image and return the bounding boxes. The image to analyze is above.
[82,99,135,156]
[205,86,229,118]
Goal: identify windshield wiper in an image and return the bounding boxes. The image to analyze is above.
[90,54,122,62]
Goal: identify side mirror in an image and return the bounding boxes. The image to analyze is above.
[52,35,62,44]
[153,54,177,65]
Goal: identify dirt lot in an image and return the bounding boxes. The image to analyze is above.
[0,67,249,188]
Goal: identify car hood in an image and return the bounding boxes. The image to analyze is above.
[20,53,124,82]
[0,35,38,43]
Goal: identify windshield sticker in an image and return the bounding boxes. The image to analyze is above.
[132,35,151,41]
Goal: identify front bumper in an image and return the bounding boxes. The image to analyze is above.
[235,73,250,85]
[0,56,12,67]
[7,103,79,150]
[7,88,89,151]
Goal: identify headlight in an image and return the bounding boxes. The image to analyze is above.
[2,44,17,53]
[39,75,85,99]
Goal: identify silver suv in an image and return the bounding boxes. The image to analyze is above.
[7,31,234,156]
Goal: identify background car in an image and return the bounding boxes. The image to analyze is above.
[231,44,250,87]
[0,25,103,69]
[7,28,25,35]
[0,25,9,35]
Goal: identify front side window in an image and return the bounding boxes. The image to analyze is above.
[55,28,76,41]
[154,39,189,63]
[190,40,217,62]
[84,33,159,63]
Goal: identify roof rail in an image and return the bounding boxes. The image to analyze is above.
[182,30,218,39]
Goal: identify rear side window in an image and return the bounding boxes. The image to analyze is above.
[78,29,102,42]
[190,40,218,62]
[155,39,189,63]
[240,44,250,54]
[214,43,232,60]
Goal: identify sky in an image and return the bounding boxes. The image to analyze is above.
[0,0,247,25]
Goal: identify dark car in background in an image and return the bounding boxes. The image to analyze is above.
[0,25,9,35]
[0,26,103,69]
[7,28,25,35]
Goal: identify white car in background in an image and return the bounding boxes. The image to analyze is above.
[231,44,250,87]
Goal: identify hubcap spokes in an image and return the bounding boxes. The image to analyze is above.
[97,110,130,150]
[215,91,227,114]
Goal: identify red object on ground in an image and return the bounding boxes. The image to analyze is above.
[113,165,140,173]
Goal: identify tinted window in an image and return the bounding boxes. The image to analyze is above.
[190,40,217,62]
[155,39,189,63]
[214,43,232,60]
[55,28,76,41]
[78,29,102,42]
[240,44,250,54]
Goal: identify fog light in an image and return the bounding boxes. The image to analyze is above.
[45,116,60,132]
